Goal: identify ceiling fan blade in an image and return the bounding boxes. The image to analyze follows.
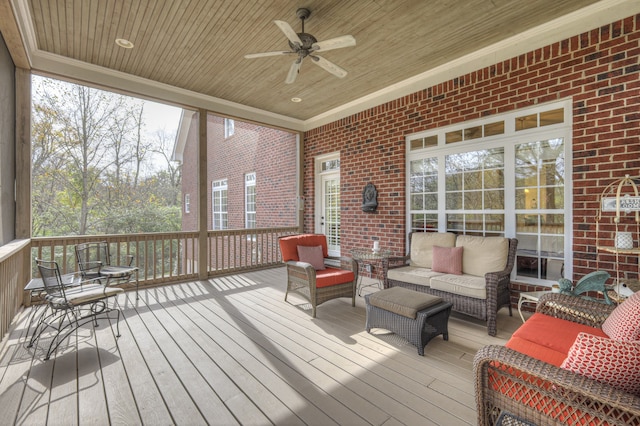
[244,51,292,59]
[311,35,356,52]
[274,20,303,47]
[285,60,301,84]
[310,55,347,78]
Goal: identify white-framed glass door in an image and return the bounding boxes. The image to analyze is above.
[315,154,341,256]
[321,173,340,255]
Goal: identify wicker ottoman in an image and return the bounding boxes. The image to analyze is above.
[365,287,452,356]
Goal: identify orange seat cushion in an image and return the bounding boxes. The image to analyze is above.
[506,336,569,367]
[315,268,355,288]
[279,234,329,262]
[508,313,608,362]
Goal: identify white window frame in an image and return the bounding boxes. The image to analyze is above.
[184,194,190,213]
[212,179,228,230]
[245,172,256,229]
[406,100,573,285]
[224,118,235,138]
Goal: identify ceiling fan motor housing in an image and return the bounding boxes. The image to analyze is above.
[289,33,318,51]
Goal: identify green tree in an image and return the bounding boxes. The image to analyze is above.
[31,76,182,236]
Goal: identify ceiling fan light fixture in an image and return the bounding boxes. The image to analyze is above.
[115,38,134,49]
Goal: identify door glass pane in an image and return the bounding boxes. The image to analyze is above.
[324,177,340,250]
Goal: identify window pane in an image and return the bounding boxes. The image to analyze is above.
[484,169,504,189]
[411,213,438,231]
[465,214,483,230]
[487,214,505,232]
[410,176,424,193]
[540,187,564,209]
[464,126,482,140]
[464,191,482,209]
[464,171,482,190]
[446,173,462,191]
[484,190,504,209]
[484,121,504,136]
[446,192,462,210]
[515,188,537,210]
[541,214,564,234]
[541,235,564,257]
[516,113,537,130]
[446,130,463,143]
[424,194,438,210]
[447,214,464,231]
[540,108,564,126]
[410,138,423,150]
[411,194,424,210]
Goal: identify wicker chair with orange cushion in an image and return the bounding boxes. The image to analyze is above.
[279,234,358,318]
[474,292,640,425]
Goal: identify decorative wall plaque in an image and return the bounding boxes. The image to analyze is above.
[362,183,378,212]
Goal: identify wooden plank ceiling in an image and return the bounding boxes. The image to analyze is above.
[25,0,602,120]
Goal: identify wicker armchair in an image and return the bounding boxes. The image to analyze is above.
[474,293,640,426]
[278,234,358,318]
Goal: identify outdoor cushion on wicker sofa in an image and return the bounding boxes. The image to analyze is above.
[386,232,517,336]
[474,292,640,426]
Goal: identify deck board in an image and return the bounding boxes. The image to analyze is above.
[0,267,522,425]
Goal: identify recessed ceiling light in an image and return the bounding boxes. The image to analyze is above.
[115,38,134,49]
[291,97,302,103]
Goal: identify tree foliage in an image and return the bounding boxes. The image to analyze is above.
[32,77,182,236]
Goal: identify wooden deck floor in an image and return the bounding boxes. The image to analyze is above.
[0,267,523,425]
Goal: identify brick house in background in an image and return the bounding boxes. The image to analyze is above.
[173,112,298,270]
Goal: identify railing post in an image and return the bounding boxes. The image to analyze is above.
[198,109,208,280]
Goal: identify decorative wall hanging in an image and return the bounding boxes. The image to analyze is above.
[362,183,378,212]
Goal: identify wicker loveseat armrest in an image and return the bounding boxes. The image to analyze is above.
[536,292,615,328]
[386,254,410,269]
[474,345,640,426]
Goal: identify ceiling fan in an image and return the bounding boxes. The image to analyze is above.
[244,8,356,84]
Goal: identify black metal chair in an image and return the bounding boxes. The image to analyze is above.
[29,259,124,360]
[75,241,140,299]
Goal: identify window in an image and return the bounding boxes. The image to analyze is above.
[245,172,256,229]
[184,194,190,213]
[224,118,234,138]
[212,179,228,230]
[407,101,571,283]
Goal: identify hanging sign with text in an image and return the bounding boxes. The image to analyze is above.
[601,196,640,212]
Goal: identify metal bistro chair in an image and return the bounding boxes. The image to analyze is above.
[29,259,124,360]
[75,241,140,299]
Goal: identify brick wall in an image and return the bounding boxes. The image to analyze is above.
[303,14,640,283]
[181,114,298,232]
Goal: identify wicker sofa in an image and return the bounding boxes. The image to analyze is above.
[474,293,640,425]
[385,232,517,336]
